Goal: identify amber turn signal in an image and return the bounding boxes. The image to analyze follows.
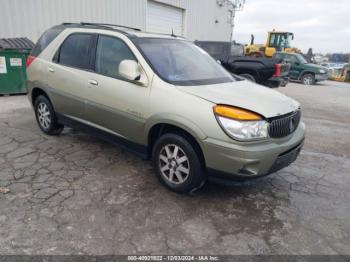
[213,105,262,121]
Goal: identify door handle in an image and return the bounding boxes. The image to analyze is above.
[48,67,54,73]
[88,79,98,86]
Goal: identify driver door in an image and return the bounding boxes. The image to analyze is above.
[85,35,150,144]
[285,54,300,80]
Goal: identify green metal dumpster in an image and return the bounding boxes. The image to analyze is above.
[0,38,34,95]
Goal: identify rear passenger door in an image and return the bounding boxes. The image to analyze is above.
[48,33,96,120]
[85,35,150,144]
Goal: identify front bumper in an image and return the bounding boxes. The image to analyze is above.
[201,122,305,181]
[315,73,328,81]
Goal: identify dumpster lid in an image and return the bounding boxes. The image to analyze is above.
[0,37,35,50]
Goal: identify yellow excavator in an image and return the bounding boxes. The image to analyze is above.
[245,30,300,58]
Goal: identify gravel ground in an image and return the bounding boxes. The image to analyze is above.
[0,80,349,255]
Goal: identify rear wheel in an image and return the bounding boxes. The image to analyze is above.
[240,74,256,83]
[34,95,63,135]
[301,73,315,85]
[152,133,206,193]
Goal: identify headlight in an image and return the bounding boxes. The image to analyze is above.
[319,69,326,74]
[214,105,269,141]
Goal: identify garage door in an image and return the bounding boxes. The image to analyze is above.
[147,1,184,36]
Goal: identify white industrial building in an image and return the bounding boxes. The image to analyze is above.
[0,0,238,43]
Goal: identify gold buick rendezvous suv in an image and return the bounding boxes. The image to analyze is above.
[27,23,305,193]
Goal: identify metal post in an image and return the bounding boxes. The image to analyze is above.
[230,9,236,41]
[217,0,245,42]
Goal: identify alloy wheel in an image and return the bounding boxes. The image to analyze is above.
[37,102,51,129]
[159,144,190,185]
[303,76,313,85]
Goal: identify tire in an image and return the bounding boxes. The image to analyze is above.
[301,73,315,85]
[152,133,206,194]
[240,74,256,83]
[34,95,64,135]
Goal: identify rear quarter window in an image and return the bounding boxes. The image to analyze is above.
[31,27,64,56]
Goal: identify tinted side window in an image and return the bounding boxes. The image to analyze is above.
[274,53,283,60]
[230,44,244,56]
[196,42,225,57]
[58,34,93,70]
[95,35,136,79]
[287,55,298,64]
[31,27,64,56]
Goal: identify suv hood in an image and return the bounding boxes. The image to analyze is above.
[177,80,300,118]
[303,63,327,71]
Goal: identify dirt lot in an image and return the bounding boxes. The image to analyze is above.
[0,81,349,255]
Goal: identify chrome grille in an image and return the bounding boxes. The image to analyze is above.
[268,110,301,138]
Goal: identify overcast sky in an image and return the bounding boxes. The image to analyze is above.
[233,0,350,54]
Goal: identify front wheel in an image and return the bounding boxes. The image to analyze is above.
[301,73,315,85]
[152,133,206,194]
[34,95,64,135]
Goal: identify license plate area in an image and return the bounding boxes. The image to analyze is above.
[269,142,304,173]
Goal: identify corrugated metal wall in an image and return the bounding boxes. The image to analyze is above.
[0,0,231,42]
[153,0,232,40]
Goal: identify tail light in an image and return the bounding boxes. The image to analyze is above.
[26,55,36,68]
[273,64,282,77]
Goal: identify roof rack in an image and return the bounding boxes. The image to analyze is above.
[80,22,141,31]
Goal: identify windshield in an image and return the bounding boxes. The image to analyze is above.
[133,38,234,86]
[230,44,244,56]
[295,54,308,64]
[269,33,292,49]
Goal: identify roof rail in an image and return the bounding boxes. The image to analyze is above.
[60,22,185,39]
[60,22,136,36]
[61,22,78,25]
[80,22,141,31]
[62,22,115,30]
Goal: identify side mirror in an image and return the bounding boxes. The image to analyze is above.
[119,60,148,86]
[119,60,141,81]
[295,61,300,66]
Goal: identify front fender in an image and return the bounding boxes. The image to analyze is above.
[144,113,208,143]
[298,70,315,80]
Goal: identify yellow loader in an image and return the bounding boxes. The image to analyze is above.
[245,30,300,58]
[330,65,350,82]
